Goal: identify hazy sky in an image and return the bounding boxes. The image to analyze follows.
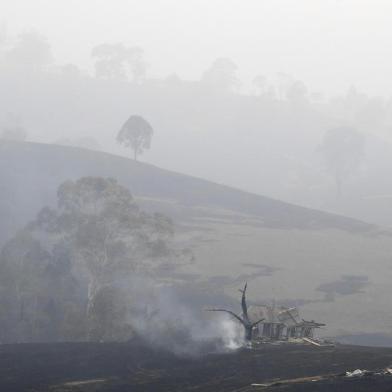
[2,0,392,95]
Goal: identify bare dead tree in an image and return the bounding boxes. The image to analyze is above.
[207,283,264,341]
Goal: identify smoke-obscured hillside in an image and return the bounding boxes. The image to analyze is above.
[0,140,374,245]
[1,141,392,341]
[2,40,392,227]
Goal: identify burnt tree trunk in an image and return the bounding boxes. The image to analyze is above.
[207,283,264,342]
[244,324,253,341]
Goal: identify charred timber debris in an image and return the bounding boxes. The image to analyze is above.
[247,367,392,390]
[207,283,328,346]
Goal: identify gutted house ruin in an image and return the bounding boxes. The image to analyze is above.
[248,305,325,340]
[208,283,326,343]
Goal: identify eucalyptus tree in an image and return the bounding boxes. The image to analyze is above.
[0,177,188,342]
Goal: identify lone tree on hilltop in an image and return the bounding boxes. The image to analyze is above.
[117,115,153,161]
[207,283,264,341]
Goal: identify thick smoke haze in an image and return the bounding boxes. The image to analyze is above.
[3,0,392,95]
[2,0,392,353]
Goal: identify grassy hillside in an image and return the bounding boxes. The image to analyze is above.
[0,140,374,241]
[1,140,392,339]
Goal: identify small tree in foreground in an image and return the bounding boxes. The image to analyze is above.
[207,283,264,341]
[117,115,153,161]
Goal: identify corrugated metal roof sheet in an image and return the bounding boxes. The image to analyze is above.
[247,305,300,326]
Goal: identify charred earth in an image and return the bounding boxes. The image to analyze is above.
[2,340,392,391]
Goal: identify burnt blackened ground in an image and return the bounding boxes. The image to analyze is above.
[2,341,392,391]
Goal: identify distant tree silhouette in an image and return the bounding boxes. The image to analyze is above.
[117,115,153,160]
[0,23,6,47]
[286,80,308,106]
[5,31,53,70]
[253,74,267,96]
[1,113,27,141]
[275,72,294,100]
[91,43,146,82]
[201,57,239,92]
[1,126,27,141]
[319,127,365,197]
